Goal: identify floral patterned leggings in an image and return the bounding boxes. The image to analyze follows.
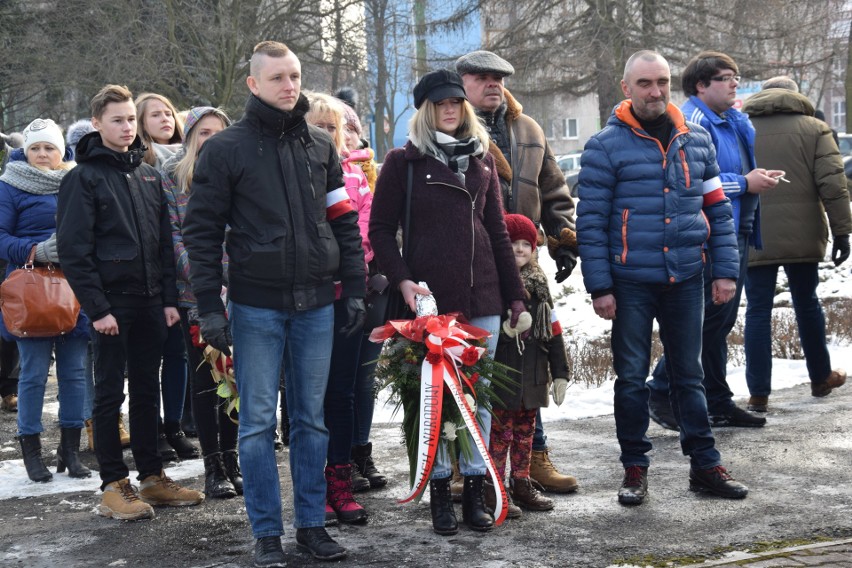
[489,406,538,480]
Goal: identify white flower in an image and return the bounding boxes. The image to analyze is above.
[442,421,457,441]
[464,393,476,413]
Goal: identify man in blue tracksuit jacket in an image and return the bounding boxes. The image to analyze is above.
[578,50,749,505]
[647,51,782,430]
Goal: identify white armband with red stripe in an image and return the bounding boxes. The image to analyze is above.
[551,309,563,336]
[701,176,725,206]
[326,186,354,220]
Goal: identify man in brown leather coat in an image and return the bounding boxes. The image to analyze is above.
[455,50,579,497]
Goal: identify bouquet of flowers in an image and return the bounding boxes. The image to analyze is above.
[370,287,515,524]
[189,324,239,424]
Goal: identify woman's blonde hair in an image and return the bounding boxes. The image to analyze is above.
[135,92,184,166]
[408,98,490,157]
[173,108,230,194]
[304,91,345,154]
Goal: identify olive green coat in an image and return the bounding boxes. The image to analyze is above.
[742,89,851,265]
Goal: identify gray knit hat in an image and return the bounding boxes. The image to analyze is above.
[455,50,515,77]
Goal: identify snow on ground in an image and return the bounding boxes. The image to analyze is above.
[1,249,849,500]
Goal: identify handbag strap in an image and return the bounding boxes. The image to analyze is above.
[402,162,413,261]
[24,246,37,269]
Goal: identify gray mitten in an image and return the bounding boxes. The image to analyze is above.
[35,233,59,263]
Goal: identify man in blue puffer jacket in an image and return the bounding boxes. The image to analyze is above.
[578,50,748,506]
[648,51,781,430]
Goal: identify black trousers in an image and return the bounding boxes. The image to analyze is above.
[91,305,166,489]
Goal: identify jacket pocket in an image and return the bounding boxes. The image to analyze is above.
[679,149,691,188]
[95,242,141,292]
[315,221,340,277]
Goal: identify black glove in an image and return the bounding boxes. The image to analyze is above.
[199,311,232,356]
[555,249,578,283]
[338,297,366,338]
[832,234,850,267]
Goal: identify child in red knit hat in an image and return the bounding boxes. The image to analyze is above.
[487,214,573,517]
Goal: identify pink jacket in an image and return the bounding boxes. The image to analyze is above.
[342,149,374,265]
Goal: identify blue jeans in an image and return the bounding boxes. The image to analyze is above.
[160,323,187,424]
[432,314,499,479]
[532,410,547,451]
[611,274,720,469]
[17,336,88,435]
[230,301,334,537]
[83,340,95,421]
[648,234,748,414]
[352,338,382,446]
[745,263,831,396]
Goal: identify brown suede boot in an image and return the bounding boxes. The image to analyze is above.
[118,413,131,447]
[483,478,522,518]
[450,459,463,503]
[812,369,847,397]
[84,419,94,452]
[99,479,155,520]
[529,449,579,493]
[510,476,554,511]
[139,470,204,507]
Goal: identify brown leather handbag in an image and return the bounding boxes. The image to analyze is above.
[0,246,81,337]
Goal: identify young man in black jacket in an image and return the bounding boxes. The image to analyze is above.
[57,84,204,520]
[183,42,365,566]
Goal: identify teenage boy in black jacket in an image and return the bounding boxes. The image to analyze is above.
[57,84,204,520]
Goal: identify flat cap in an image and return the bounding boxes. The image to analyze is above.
[455,50,515,77]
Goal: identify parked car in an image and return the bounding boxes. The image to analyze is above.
[843,155,852,183]
[556,151,582,198]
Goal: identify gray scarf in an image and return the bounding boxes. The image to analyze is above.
[0,160,70,195]
[432,131,484,184]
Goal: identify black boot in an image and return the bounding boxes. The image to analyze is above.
[461,475,494,532]
[18,434,52,482]
[56,428,91,478]
[352,443,387,489]
[222,449,243,495]
[203,453,237,499]
[429,477,458,536]
[164,420,200,460]
[157,421,177,462]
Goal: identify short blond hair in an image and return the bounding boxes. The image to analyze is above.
[250,40,291,77]
[304,91,345,154]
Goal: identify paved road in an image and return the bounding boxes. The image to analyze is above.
[1,378,851,567]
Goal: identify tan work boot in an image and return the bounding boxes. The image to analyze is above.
[1,393,17,412]
[99,478,155,520]
[84,419,94,451]
[118,413,131,447]
[529,449,579,493]
[450,460,463,503]
[139,470,205,507]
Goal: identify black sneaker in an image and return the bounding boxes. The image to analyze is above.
[648,392,679,431]
[617,465,648,505]
[295,527,347,561]
[689,465,748,499]
[709,405,766,428]
[253,536,286,568]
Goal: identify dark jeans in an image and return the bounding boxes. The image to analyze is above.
[0,335,19,397]
[612,274,720,469]
[648,234,747,414]
[92,305,167,489]
[325,299,361,465]
[745,262,832,396]
[352,337,382,446]
[532,409,547,451]
[160,323,188,424]
[180,309,237,456]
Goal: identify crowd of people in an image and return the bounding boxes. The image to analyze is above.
[0,40,848,568]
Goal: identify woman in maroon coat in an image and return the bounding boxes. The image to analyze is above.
[369,69,525,536]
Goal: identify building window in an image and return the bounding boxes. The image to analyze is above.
[833,100,846,131]
[563,118,578,139]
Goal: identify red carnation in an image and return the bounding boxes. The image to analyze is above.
[460,346,479,367]
[426,351,443,365]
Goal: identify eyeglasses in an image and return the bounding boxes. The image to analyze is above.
[710,75,741,84]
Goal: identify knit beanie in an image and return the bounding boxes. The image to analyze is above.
[504,213,537,247]
[22,118,65,156]
[183,106,231,140]
[339,101,362,136]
